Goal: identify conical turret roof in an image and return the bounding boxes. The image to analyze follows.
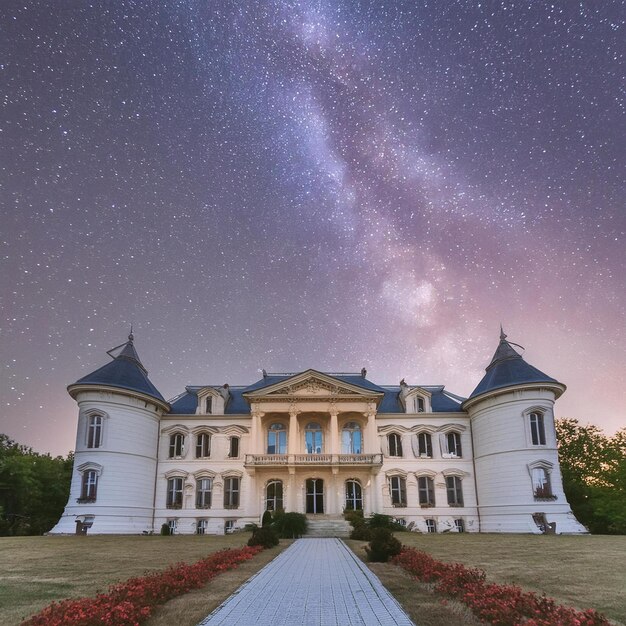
[70,332,166,404]
[468,328,562,400]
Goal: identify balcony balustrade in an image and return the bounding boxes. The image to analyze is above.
[244,453,383,467]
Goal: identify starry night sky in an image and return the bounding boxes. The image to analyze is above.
[2,1,624,456]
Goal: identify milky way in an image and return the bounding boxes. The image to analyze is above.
[2,1,624,455]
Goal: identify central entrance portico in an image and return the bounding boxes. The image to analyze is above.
[243,370,384,517]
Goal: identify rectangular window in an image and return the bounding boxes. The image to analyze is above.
[446,476,464,506]
[168,519,177,535]
[532,467,553,499]
[530,413,546,445]
[169,434,184,458]
[87,415,102,449]
[224,477,240,509]
[205,396,212,414]
[418,433,432,457]
[79,470,98,502]
[389,476,407,507]
[454,518,465,533]
[229,437,240,458]
[167,477,183,508]
[196,519,208,535]
[418,476,435,507]
[224,520,235,534]
[417,397,425,412]
[446,432,462,457]
[425,519,437,533]
[196,433,211,458]
[196,478,212,508]
[388,433,403,457]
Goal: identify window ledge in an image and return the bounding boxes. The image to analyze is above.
[420,504,434,508]
[166,504,182,509]
[534,495,557,501]
[76,498,96,504]
[196,504,211,509]
[392,503,407,508]
[224,505,239,510]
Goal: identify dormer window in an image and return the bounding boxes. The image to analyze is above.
[416,397,425,412]
[205,396,213,414]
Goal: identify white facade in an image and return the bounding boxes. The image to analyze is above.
[51,335,587,536]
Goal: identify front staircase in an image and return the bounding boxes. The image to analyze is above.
[304,515,352,538]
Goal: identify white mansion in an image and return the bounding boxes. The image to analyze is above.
[51,330,586,535]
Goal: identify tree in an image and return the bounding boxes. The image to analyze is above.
[0,434,73,535]
[556,419,626,534]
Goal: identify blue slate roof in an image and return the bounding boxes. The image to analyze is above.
[167,373,465,415]
[468,333,560,399]
[72,336,166,403]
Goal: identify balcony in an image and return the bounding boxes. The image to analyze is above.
[244,453,383,467]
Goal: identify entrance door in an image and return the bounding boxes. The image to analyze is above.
[306,479,324,514]
[345,480,363,511]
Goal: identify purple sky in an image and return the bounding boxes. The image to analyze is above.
[2,2,624,457]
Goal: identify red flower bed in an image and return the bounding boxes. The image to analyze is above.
[22,545,263,626]
[393,548,609,626]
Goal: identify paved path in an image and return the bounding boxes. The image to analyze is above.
[198,538,415,626]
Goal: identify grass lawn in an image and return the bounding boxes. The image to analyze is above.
[349,534,626,626]
[0,533,280,626]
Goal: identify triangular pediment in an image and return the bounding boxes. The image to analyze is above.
[243,370,383,401]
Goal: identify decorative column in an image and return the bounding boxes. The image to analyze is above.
[329,406,339,458]
[365,405,378,454]
[250,406,264,456]
[288,404,299,456]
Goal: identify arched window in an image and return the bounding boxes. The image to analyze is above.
[342,422,362,454]
[196,477,212,508]
[305,422,323,454]
[267,423,287,454]
[418,476,435,506]
[166,477,183,508]
[388,433,403,457]
[195,433,211,458]
[529,412,546,445]
[79,470,98,502]
[446,476,464,506]
[265,480,283,511]
[86,414,103,449]
[169,433,184,458]
[345,480,363,511]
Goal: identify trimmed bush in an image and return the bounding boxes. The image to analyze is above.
[159,523,170,536]
[272,511,307,538]
[248,526,279,548]
[261,510,273,527]
[365,527,402,563]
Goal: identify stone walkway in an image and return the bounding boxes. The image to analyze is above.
[198,538,415,626]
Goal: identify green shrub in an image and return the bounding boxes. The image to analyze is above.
[273,511,307,538]
[160,523,170,536]
[344,509,365,527]
[261,510,273,527]
[365,527,402,563]
[367,513,406,531]
[350,525,372,540]
[248,526,279,548]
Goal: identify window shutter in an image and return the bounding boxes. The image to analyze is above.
[382,436,389,457]
[411,434,420,458]
[439,433,448,455]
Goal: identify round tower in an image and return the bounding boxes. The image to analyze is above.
[50,333,169,534]
[463,329,587,534]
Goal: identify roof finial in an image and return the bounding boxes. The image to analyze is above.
[129,323,134,342]
[500,324,507,342]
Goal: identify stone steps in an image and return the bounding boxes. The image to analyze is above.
[305,518,352,538]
